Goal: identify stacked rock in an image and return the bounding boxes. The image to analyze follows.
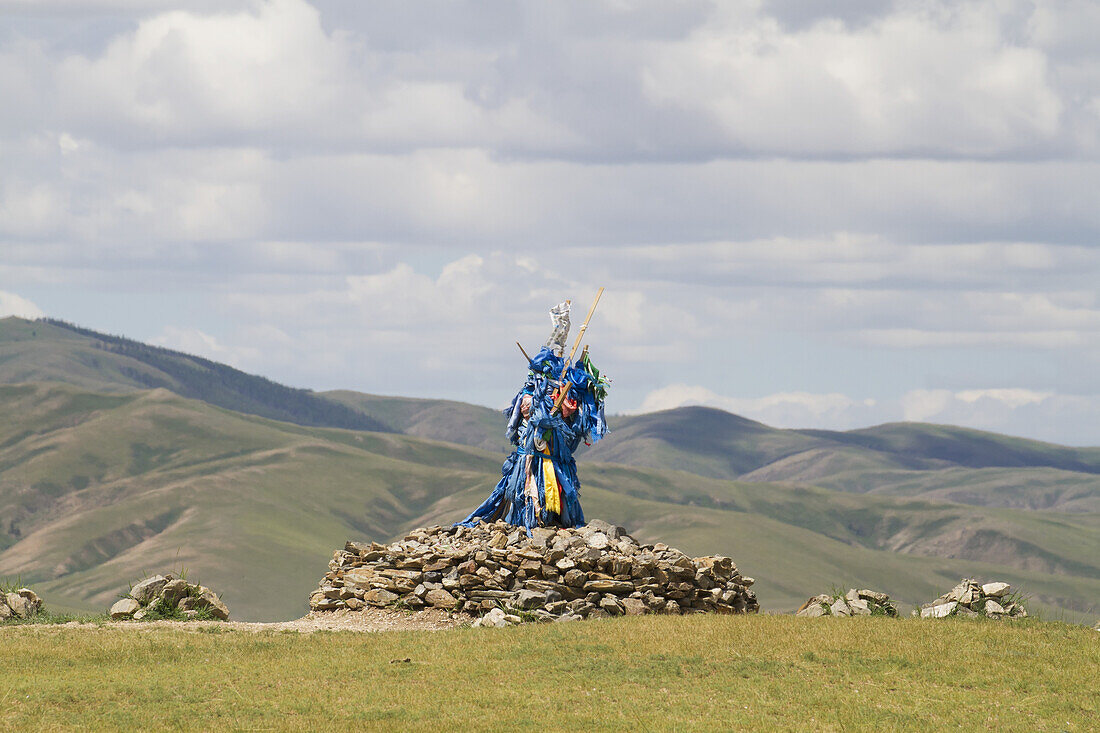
[920,578,1026,619]
[310,519,758,621]
[0,588,43,620]
[796,588,897,617]
[109,574,230,621]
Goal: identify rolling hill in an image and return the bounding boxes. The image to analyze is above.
[314,393,1100,512]
[8,315,1099,515]
[3,316,1099,622]
[0,317,389,433]
[323,390,512,454]
[3,382,1099,621]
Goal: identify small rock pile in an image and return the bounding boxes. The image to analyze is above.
[920,579,1026,619]
[1,588,43,620]
[311,519,759,622]
[109,574,230,621]
[796,589,897,617]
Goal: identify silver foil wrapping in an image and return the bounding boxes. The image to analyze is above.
[544,301,571,356]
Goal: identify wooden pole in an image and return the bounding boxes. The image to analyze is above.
[516,341,533,364]
[552,287,603,415]
[564,288,602,368]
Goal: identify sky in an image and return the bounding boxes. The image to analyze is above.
[2,0,1100,444]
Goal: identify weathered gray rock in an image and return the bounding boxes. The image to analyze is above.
[5,593,24,618]
[16,588,42,615]
[921,601,957,618]
[472,608,510,628]
[848,598,871,616]
[621,598,647,616]
[585,532,610,550]
[0,601,12,620]
[425,588,458,609]
[130,575,170,605]
[922,579,1024,621]
[515,589,547,610]
[583,579,633,594]
[110,598,141,619]
[363,588,399,606]
[160,579,189,607]
[192,586,230,620]
[796,603,826,618]
[830,598,851,617]
[857,589,889,605]
[5,591,37,619]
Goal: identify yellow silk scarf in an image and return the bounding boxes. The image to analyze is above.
[543,457,561,515]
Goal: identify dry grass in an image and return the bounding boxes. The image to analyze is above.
[2,614,1097,731]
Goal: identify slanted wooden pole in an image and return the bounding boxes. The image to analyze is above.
[552,287,603,415]
[564,288,602,367]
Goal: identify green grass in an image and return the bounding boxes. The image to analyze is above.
[0,610,109,626]
[1,616,1097,730]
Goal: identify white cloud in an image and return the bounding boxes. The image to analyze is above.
[897,388,1100,445]
[0,291,45,319]
[0,1,1098,445]
[2,0,1098,159]
[642,2,1068,157]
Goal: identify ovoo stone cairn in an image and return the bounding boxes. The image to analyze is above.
[1,588,43,620]
[109,574,230,621]
[920,578,1026,619]
[797,588,898,617]
[311,519,759,622]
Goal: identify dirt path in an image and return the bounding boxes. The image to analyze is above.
[10,608,475,633]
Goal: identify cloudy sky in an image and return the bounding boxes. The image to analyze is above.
[2,0,1100,444]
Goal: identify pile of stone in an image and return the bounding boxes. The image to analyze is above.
[311,519,758,622]
[796,588,897,617]
[920,578,1026,619]
[109,574,230,621]
[1,588,43,620]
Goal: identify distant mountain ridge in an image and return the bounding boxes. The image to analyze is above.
[0,317,390,433]
[4,315,1100,517]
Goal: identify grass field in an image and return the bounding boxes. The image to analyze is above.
[2,615,1096,730]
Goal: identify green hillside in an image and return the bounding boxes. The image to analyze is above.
[8,316,1100,517]
[324,390,511,454]
[3,382,1099,621]
[340,396,1100,512]
[583,407,1100,513]
[0,317,389,433]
